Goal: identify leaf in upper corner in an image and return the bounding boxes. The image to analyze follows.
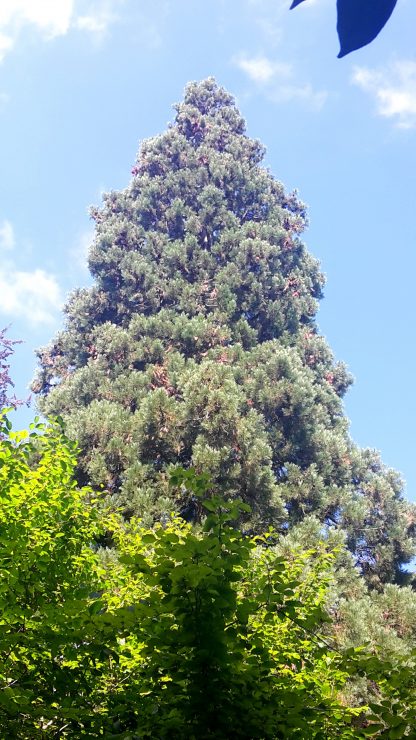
[337,0,397,58]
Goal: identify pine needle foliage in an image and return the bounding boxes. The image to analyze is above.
[33,79,415,589]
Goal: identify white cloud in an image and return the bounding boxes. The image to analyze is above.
[0,0,119,61]
[0,0,74,38]
[269,82,327,110]
[236,55,292,84]
[0,219,62,325]
[76,13,109,34]
[75,0,121,38]
[352,60,416,129]
[0,268,62,325]
[234,53,327,111]
[0,220,15,251]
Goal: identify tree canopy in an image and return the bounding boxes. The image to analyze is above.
[33,79,416,590]
[28,77,416,729]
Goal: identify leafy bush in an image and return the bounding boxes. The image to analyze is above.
[0,415,414,738]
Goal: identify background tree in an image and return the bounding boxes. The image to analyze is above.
[0,327,23,411]
[33,78,416,590]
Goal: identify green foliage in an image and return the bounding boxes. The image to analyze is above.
[28,78,416,725]
[0,413,108,737]
[1,417,415,738]
[32,79,416,590]
[104,467,363,739]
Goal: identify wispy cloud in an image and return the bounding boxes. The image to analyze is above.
[236,56,292,85]
[76,11,113,37]
[0,92,10,109]
[70,228,94,274]
[244,0,286,47]
[75,0,122,39]
[234,53,327,110]
[0,0,120,61]
[0,220,15,251]
[0,220,62,325]
[352,60,416,129]
[0,32,14,61]
[244,0,329,46]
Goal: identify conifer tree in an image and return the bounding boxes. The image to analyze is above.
[33,79,415,590]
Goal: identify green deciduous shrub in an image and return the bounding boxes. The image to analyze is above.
[0,415,414,738]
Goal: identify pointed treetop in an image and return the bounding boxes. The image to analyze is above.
[173,77,250,145]
[180,78,239,116]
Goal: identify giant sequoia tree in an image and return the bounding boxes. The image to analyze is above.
[33,79,415,590]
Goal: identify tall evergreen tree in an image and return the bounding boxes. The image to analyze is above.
[33,79,415,589]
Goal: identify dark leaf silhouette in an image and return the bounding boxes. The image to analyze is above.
[290,0,398,57]
[337,0,397,58]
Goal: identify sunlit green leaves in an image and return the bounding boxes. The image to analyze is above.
[1,421,415,738]
[0,414,108,737]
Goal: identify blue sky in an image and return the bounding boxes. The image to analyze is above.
[1,0,415,501]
